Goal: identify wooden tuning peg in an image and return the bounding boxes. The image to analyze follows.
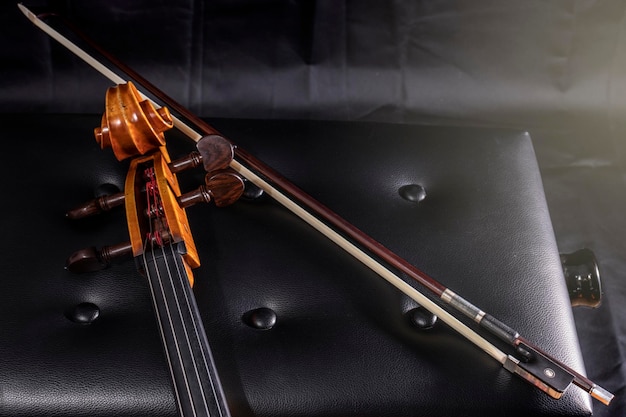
[205,171,245,207]
[66,192,126,219]
[66,242,133,273]
[196,135,235,172]
[177,171,245,209]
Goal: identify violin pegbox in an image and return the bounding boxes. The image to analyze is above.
[65,86,245,274]
[94,81,173,161]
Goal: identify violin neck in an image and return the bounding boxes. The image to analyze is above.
[140,242,231,417]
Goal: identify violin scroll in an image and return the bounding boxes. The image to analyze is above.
[94,82,173,161]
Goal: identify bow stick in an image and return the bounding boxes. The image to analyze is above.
[18,3,614,406]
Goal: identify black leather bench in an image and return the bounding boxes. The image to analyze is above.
[0,114,592,416]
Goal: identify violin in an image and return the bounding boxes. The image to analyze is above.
[19,3,614,410]
[65,81,244,417]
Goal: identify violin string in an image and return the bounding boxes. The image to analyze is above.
[139,172,184,415]
[166,241,227,417]
[159,240,212,415]
[148,162,218,416]
[141,241,186,417]
[143,168,198,417]
[147,237,199,416]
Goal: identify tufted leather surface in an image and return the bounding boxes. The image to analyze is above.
[0,114,591,416]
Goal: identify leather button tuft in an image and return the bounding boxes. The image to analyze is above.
[399,184,426,203]
[94,183,121,198]
[406,306,437,330]
[243,307,277,330]
[242,180,264,200]
[66,302,100,324]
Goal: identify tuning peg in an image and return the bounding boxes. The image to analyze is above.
[205,170,245,207]
[66,151,211,220]
[196,135,235,173]
[66,242,133,273]
[177,186,212,208]
[177,170,245,209]
[168,151,203,174]
[66,192,126,220]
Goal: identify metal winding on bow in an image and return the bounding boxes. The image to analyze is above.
[19,3,614,408]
